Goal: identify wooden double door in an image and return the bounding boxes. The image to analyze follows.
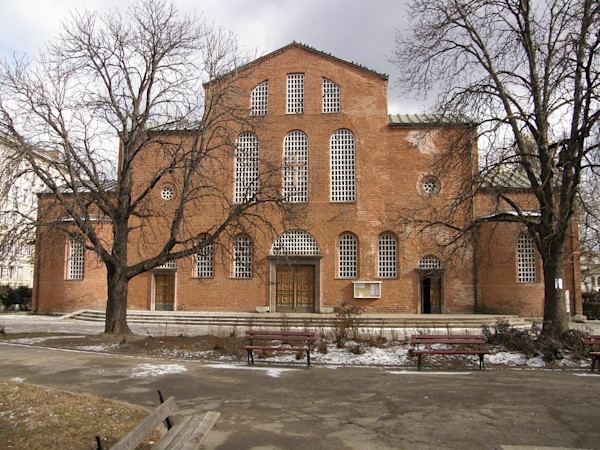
[155,274,174,311]
[276,265,315,312]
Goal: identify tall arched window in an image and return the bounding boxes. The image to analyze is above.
[195,237,213,278]
[233,236,252,278]
[234,133,259,203]
[283,131,308,202]
[338,234,357,278]
[517,235,536,283]
[378,234,397,278]
[67,238,85,280]
[330,129,355,202]
[251,81,268,115]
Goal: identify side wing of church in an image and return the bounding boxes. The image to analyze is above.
[33,43,582,317]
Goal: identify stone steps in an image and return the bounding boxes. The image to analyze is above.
[66,309,532,330]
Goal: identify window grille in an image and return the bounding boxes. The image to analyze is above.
[271,230,320,256]
[161,187,174,201]
[156,260,177,269]
[323,78,340,113]
[286,74,304,114]
[517,235,536,283]
[338,234,357,278]
[68,238,85,280]
[234,236,252,278]
[422,179,437,195]
[283,131,308,202]
[418,255,442,269]
[251,81,268,115]
[378,234,397,278]
[195,240,213,278]
[234,133,259,203]
[330,129,356,202]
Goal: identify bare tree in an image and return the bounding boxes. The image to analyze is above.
[393,0,600,333]
[0,0,290,334]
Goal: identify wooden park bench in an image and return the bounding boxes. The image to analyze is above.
[584,335,600,372]
[409,334,490,371]
[103,391,219,450]
[243,330,316,367]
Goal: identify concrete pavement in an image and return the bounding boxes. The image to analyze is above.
[1,342,599,449]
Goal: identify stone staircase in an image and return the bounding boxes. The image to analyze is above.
[65,309,533,330]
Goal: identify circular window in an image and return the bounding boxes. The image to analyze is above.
[161,187,174,201]
[422,179,437,195]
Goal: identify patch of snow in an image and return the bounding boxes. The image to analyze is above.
[130,363,188,378]
[9,377,25,383]
[574,373,600,377]
[388,370,472,375]
[526,356,546,368]
[10,335,85,345]
[77,344,120,352]
[488,352,527,366]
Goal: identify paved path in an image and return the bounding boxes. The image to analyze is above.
[1,343,599,449]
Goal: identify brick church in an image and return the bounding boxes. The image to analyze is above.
[33,43,582,318]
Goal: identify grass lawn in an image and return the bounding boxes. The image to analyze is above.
[0,381,160,449]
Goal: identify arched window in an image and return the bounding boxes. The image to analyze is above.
[271,230,320,256]
[233,236,252,278]
[378,234,397,278]
[338,234,357,278]
[323,78,340,113]
[234,133,259,203]
[67,238,85,280]
[418,255,442,270]
[251,81,268,115]
[330,129,355,202]
[283,131,308,202]
[195,237,213,278]
[517,235,536,283]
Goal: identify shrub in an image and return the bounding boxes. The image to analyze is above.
[0,285,32,310]
[333,302,363,345]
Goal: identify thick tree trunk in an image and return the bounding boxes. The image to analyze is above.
[541,252,569,335]
[104,269,132,335]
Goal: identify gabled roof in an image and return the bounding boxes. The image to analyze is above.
[215,42,389,83]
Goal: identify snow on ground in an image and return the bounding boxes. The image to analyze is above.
[130,363,188,378]
[77,343,121,352]
[9,335,85,345]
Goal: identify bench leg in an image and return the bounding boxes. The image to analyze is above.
[417,354,422,371]
[592,355,598,372]
[479,354,485,371]
[246,349,254,365]
[306,351,310,367]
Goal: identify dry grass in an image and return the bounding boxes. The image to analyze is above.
[0,381,160,449]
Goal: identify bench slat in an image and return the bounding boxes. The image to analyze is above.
[411,350,490,355]
[243,346,313,352]
[155,411,220,450]
[245,336,315,342]
[110,396,177,450]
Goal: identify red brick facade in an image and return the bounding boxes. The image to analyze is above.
[34,43,582,317]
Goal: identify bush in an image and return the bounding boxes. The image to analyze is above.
[333,302,363,345]
[0,285,32,310]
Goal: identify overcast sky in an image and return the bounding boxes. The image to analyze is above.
[0,0,425,113]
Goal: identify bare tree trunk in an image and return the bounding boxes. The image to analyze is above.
[104,269,131,335]
[541,247,569,334]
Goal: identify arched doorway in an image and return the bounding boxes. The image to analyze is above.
[417,256,443,314]
[269,231,321,313]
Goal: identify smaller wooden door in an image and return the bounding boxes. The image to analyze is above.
[155,274,174,311]
[276,265,315,312]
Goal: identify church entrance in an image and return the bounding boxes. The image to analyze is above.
[154,273,174,311]
[275,265,315,312]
